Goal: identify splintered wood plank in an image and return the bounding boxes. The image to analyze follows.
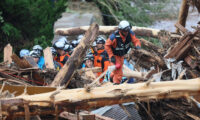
[43,47,55,69]
[24,56,38,68]
[11,54,45,85]
[0,84,56,96]
[11,54,32,68]
[165,28,199,60]
[4,43,13,64]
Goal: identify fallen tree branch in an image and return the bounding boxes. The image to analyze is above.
[55,26,164,38]
[50,23,99,87]
[1,78,200,118]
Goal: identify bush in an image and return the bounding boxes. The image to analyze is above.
[0,0,67,60]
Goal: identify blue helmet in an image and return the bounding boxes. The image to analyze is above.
[20,49,30,58]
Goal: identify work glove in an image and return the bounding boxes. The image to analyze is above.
[110,56,116,64]
[107,63,121,73]
[115,63,121,69]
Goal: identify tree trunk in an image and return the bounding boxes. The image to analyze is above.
[176,0,189,33]
[55,26,163,38]
[1,78,200,118]
[50,23,99,87]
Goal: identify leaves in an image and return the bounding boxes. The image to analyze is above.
[0,0,67,60]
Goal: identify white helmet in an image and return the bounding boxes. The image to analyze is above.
[29,50,40,58]
[20,49,30,58]
[118,20,131,31]
[50,47,57,55]
[64,44,70,52]
[96,36,105,44]
[33,45,43,51]
[58,36,68,44]
[54,41,65,50]
[92,41,97,47]
[77,35,84,40]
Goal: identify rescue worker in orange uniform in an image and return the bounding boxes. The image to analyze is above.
[53,41,70,67]
[94,36,110,83]
[105,20,141,84]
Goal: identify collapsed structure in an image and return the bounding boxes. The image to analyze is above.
[0,1,200,119]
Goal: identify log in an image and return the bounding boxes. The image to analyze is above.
[4,43,13,65]
[1,78,200,118]
[55,26,163,38]
[176,0,189,33]
[50,23,99,87]
[43,47,55,69]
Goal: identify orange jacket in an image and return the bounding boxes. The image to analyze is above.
[105,30,141,58]
[94,49,110,72]
[54,53,70,67]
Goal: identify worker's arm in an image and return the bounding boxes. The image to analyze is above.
[105,35,115,58]
[130,31,141,49]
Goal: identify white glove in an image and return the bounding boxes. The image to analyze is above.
[108,65,116,73]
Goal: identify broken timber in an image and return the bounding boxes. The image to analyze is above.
[165,25,199,60]
[43,47,55,69]
[1,78,200,118]
[4,44,13,65]
[11,54,45,85]
[50,23,99,87]
[55,26,163,38]
[131,49,166,69]
[176,0,189,33]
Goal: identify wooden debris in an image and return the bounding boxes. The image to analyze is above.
[3,44,13,65]
[0,84,56,96]
[140,38,164,55]
[184,55,198,69]
[24,56,38,68]
[77,67,102,75]
[165,26,199,60]
[1,78,200,118]
[176,0,189,33]
[50,23,99,87]
[131,49,166,69]
[60,111,114,120]
[55,26,163,38]
[11,54,45,85]
[43,47,55,69]
[123,65,146,80]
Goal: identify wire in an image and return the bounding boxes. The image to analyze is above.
[0,71,46,86]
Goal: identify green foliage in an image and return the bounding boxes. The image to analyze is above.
[94,0,169,26]
[0,0,67,61]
